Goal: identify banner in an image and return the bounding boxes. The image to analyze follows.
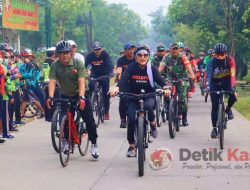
[2,0,39,31]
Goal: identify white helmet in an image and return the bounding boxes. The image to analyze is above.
[67,40,77,47]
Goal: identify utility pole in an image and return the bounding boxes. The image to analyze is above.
[45,5,51,48]
[87,0,93,52]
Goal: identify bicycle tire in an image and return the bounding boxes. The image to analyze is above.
[156,96,162,127]
[91,93,100,127]
[99,91,105,123]
[168,99,176,138]
[59,115,70,167]
[218,104,224,150]
[137,116,145,177]
[200,78,204,96]
[24,102,39,118]
[175,100,180,132]
[78,122,89,156]
[51,109,62,153]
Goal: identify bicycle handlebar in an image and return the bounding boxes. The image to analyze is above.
[117,91,163,99]
[87,73,114,81]
[165,78,190,84]
[204,90,232,103]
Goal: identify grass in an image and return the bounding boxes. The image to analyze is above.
[234,89,250,120]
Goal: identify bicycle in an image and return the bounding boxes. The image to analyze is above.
[165,78,189,139]
[199,69,207,96]
[118,90,163,177]
[205,90,230,150]
[155,89,163,127]
[88,74,112,127]
[56,98,89,167]
[51,101,62,153]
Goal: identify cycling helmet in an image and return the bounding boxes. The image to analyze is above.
[214,43,227,53]
[20,51,29,57]
[0,43,13,51]
[92,41,102,49]
[67,40,77,47]
[13,49,20,55]
[178,42,185,48]
[56,41,72,53]
[207,49,214,55]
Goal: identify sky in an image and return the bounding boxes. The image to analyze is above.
[105,0,172,25]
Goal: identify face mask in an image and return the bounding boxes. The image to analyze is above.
[3,59,9,66]
[0,58,3,64]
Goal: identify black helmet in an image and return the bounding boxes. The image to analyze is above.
[214,43,227,53]
[92,41,102,49]
[56,41,72,53]
[207,49,214,55]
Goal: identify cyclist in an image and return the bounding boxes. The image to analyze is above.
[159,43,195,126]
[85,41,113,120]
[183,47,197,96]
[151,43,167,68]
[67,40,85,65]
[196,51,206,83]
[204,49,214,70]
[41,47,56,83]
[18,50,45,119]
[205,43,237,138]
[46,41,99,159]
[116,43,135,128]
[110,45,168,157]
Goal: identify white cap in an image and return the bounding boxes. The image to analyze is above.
[46,47,56,52]
[67,40,77,47]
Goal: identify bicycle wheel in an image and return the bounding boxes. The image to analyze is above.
[155,96,162,127]
[137,116,145,177]
[24,102,39,118]
[175,101,180,132]
[78,122,89,156]
[91,93,100,127]
[218,104,225,150]
[59,115,70,167]
[168,99,176,139]
[200,78,204,96]
[51,109,62,153]
[99,92,105,123]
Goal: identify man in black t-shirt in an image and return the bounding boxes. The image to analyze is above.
[116,43,135,128]
[85,41,113,120]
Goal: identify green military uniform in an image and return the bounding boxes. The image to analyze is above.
[152,55,164,68]
[49,58,88,96]
[160,53,189,113]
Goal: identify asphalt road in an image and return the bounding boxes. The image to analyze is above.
[1,88,250,190]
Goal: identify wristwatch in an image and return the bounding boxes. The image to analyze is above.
[79,96,86,100]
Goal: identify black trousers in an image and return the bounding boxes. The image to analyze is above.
[61,94,98,144]
[119,96,128,120]
[89,77,110,112]
[127,97,155,144]
[9,89,21,127]
[210,93,237,127]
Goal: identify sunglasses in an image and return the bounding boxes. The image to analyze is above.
[172,47,179,50]
[72,45,77,48]
[137,53,149,58]
[158,50,165,52]
[59,51,71,55]
[94,48,102,51]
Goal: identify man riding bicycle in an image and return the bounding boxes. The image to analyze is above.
[151,43,167,68]
[46,41,99,159]
[110,45,168,157]
[116,43,135,128]
[205,43,237,138]
[85,41,113,120]
[159,43,195,126]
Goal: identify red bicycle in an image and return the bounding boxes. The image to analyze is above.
[57,99,89,167]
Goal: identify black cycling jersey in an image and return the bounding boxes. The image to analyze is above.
[117,56,135,75]
[85,50,113,77]
[119,62,165,94]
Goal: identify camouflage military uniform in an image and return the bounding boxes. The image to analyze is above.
[160,53,190,113]
[152,55,164,68]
